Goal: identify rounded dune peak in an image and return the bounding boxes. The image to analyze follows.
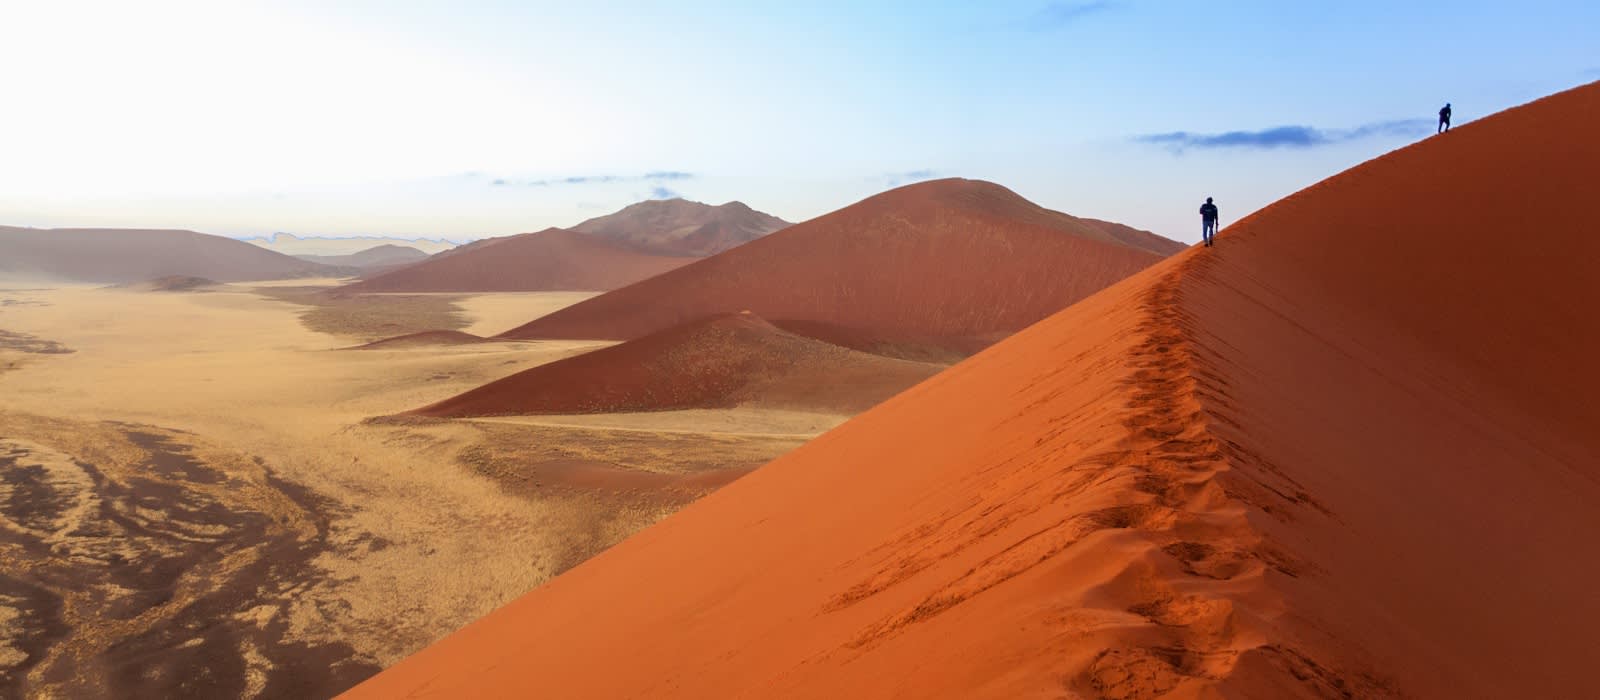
[849,177,1065,225]
[571,198,791,257]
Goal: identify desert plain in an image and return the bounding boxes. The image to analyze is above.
[0,281,819,698]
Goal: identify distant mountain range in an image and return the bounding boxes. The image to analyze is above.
[339,228,697,294]
[293,244,429,270]
[240,232,461,256]
[338,199,793,293]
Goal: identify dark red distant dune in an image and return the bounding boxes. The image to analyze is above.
[571,198,790,256]
[340,228,696,293]
[0,227,341,283]
[413,312,942,417]
[499,179,1182,354]
[348,84,1600,699]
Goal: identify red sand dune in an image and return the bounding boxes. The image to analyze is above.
[347,83,1600,698]
[499,179,1184,356]
[0,227,341,283]
[347,330,491,350]
[339,228,696,293]
[413,312,943,417]
[571,198,791,256]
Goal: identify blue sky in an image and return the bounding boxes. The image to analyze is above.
[0,0,1594,243]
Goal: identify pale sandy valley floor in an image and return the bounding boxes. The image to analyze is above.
[0,282,820,698]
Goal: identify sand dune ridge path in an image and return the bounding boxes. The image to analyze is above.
[815,256,1377,696]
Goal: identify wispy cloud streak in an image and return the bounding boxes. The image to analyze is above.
[478,172,697,187]
[1027,1,1116,30]
[884,169,939,187]
[1135,119,1432,152]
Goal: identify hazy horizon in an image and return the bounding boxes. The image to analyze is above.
[3,1,1595,243]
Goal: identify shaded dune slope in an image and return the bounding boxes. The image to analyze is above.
[1076,216,1189,257]
[341,228,696,293]
[348,83,1600,698]
[499,179,1180,354]
[0,228,340,283]
[413,312,943,417]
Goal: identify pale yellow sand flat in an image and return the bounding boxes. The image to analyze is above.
[454,291,601,336]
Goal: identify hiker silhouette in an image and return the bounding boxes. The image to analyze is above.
[1439,103,1452,133]
[1200,197,1219,247]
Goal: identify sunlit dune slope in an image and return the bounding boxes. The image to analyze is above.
[412,312,942,417]
[498,179,1182,355]
[340,228,696,293]
[348,83,1600,699]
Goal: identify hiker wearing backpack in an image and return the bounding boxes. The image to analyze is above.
[1439,103,1452,133]
[1200,197,1219,247]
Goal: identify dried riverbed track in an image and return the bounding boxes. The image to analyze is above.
[0,412,377,699]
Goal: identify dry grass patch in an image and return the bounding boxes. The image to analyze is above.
[254,286,470,341]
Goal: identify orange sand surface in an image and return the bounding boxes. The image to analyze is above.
[347,83,1600,698]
